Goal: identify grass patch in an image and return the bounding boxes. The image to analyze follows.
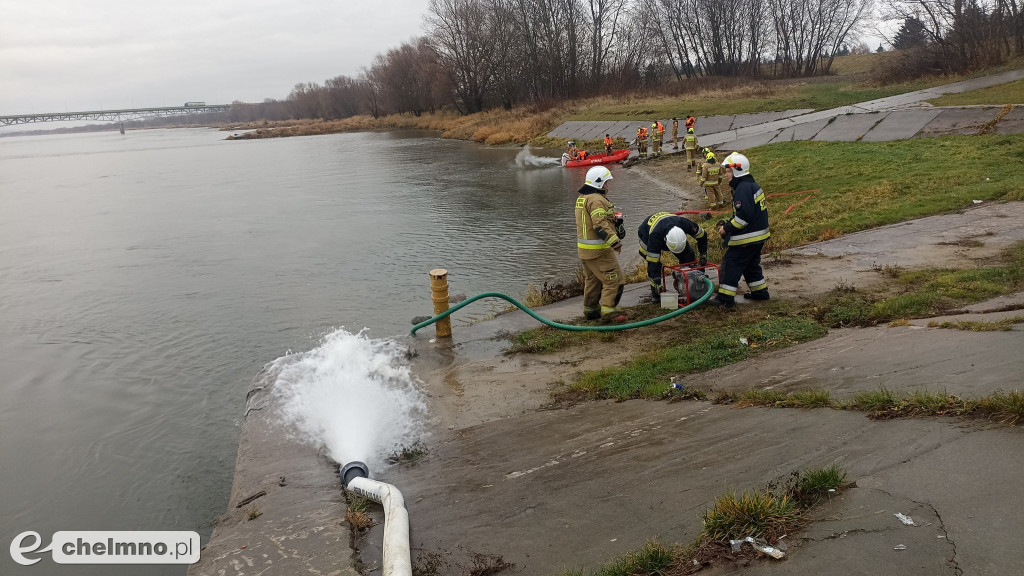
[927,79,1024,106]
[810,243,1024,327]
[698,385,1024,426]
[385,441,430,465]
[345,493,377,533]
[564,464,850,576]
[586,541,674,576]
[965,390,1024,425]
[928,317,1024,331]
[749,135,1024,253]
[701,489,802,542]
[246,506,262,521]
[561,318,826,401]
[789,464,848,507]
[567,79,937,120]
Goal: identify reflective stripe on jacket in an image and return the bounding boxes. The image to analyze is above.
[724,176,770,246]
[575,187,621,259]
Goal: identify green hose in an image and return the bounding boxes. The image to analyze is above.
[410,278,715,335]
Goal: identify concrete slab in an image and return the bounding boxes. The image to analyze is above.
[579,122,610,141]
[770,488,958,575]
[915,107,1002,137]
[367,400,1022,576]
[187,369,358,576]
[861,109,941,142]
[717,130,782,151]
[787,201,1024,269]
[732,110,800,129]
[695,115,735,136]
[607,121,637,140]
[546,121,590,138]
[994,105,1024,135]
[768,119,831,143]
[704,324,1024,400]
[812,112,886,142]
[856,430,1024,576]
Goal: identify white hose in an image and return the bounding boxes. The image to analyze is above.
[346,477,411,576]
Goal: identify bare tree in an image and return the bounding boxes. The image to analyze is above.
[426,0,497,113]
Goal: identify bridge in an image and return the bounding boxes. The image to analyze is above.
[0,104,232,127]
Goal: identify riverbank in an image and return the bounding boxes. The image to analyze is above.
[187,199,1024,576]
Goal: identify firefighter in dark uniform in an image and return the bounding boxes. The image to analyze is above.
[705,152,770,308]
[576,166,625,319]
[637,212,709,305]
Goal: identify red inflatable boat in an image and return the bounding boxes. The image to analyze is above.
[561,148,631,168]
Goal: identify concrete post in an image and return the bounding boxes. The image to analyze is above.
[429,268,452,338]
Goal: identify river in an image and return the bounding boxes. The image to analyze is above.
[0,127,681,575]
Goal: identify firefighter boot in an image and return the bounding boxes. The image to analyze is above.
[704,295,735,309]
[743,290,771,301]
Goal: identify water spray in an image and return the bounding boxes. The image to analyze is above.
[341,461,412,576]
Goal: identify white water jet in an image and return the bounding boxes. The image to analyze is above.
[515,144,562,167]
[270,329,427,469]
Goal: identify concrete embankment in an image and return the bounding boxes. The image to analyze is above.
[547,68,1024,153]
[186,363,358,576]
[193,201,1024,576]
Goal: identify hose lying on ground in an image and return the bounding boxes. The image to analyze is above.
[410,278,715,335]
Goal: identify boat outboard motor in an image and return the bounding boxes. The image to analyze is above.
[561,152,571,166]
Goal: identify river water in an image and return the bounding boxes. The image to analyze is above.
[0,128,680,575]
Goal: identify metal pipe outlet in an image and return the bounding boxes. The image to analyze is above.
[340,461,411,576]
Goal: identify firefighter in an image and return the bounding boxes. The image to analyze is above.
[705,152,771,308]
[567,140,580,161]
[696,147,712,179]
[636,126,649,157]
[651,121,664,154]
[604,134,614,155]
[638,212,709,305]
[685,114,696,131]
[683,127,699,168]
[671,118,679,149]
[700,152,725,207]
[575,166,624,320]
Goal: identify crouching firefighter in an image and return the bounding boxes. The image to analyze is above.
[638,212,709,305]
[575,166,625,320]
[706,152,770,308]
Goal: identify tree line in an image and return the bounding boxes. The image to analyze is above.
[227,0,1021,123]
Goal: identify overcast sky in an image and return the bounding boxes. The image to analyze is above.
[0,0,430,115]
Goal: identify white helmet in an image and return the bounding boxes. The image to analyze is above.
[585,166,613,189]
[665,226,687,253]
[722,152,750,177]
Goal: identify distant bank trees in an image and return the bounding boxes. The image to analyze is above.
[880,0,1024,78]
[229,0,1020,123]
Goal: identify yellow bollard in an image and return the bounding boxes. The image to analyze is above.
[429,268,452,338]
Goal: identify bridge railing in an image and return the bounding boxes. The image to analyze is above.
[0,105,232,126]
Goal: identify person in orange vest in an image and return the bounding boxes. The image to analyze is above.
[652,121,664,154]
[635,126,649,157]
[671,118,679,149]
[604,134,614,155]
[568,140,580,161]
[685,115,696,131]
